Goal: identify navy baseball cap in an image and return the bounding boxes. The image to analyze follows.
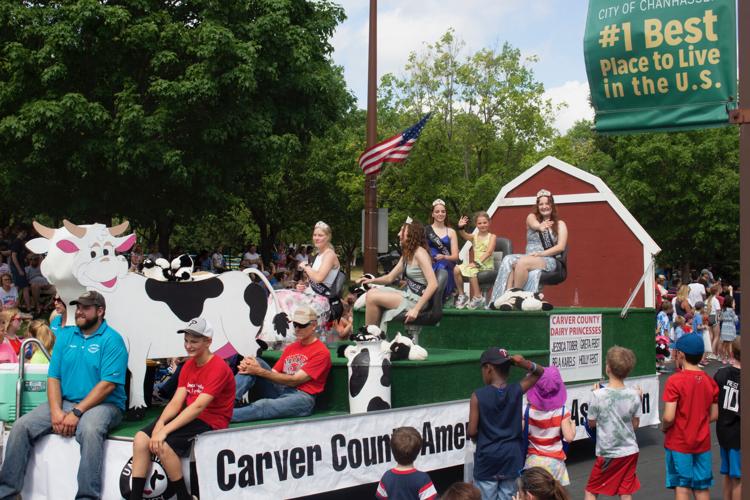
[480,347,511,366]
[671,334,704,356]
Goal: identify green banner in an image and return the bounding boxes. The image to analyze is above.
[584,0,737,133]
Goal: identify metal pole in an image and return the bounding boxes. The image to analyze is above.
[363,0,378,275]
[738,0,750,480]
[15,338,51,421]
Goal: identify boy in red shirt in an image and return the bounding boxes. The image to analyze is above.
[662,334,719,499]
[129,318,235,500]
[232,305,332,422]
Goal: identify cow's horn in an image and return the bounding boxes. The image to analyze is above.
[62,219,86,238]
[109,220,130,236]
[32,221,55,240]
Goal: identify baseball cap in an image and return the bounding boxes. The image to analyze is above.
[671,333,704,355]
[291,305,318,324]
[657,274,666,280]
[479,347,511,366]
[177,317,214,338]
[70,290,106,308]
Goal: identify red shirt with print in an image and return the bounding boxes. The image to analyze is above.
[178,354,235,430]
[663,369,719,453]
[273,339,332,395]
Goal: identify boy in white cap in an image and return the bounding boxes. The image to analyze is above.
[129,318,235,500]
[232,305,332,422]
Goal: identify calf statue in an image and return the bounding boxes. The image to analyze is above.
[27,220,284,417]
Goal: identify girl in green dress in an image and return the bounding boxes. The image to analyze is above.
[454,212,496,309]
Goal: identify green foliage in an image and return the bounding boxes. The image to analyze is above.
[0,0,350,257]
[374,30,556,231]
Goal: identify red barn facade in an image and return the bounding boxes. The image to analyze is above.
[481,156,660,308]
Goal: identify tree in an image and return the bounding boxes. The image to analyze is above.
[375,31,556,231]
[0,0,350,257]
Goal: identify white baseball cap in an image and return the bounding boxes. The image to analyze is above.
[177,317,214,338]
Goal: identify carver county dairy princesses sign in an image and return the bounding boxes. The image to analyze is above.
[550,314,602,382]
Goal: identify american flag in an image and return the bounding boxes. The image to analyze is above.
[358,113,431,175]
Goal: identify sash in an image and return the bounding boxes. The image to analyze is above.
[401,264,426,296]
[309,280,331,297]
[309,277,343,321]
[406,277,427,296]
[538,228,556,250]
[425,225,450,256]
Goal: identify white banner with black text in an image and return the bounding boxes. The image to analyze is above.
[194,401,471,499]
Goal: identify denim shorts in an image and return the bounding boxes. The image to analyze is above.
[474,478,517,500]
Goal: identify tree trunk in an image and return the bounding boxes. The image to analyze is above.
[157,215,174,259]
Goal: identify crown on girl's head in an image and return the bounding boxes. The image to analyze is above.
[536,189,552,198]
[432,199,446,207]
[404,216,413,224]
[314,221,330,229]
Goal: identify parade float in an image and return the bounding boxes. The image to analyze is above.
[0,156,662,499]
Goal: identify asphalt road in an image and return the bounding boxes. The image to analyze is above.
[302,361,734,499]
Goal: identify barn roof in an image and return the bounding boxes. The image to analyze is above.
[486,155,661,256]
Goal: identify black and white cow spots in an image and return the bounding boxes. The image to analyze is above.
[243,283,268,327]
[349,348,371,398]
[145,278,224,322]
[367,397,391,412]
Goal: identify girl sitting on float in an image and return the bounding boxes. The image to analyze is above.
[359,218,438,332]
[490,189,568,305]
[454,211,496,310]
[426,199,459,302]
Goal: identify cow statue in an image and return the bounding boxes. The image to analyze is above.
[27,220,284,416]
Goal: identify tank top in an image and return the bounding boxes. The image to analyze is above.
[312,250,339,288]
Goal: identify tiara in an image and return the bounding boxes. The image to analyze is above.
[432,199,445,207]
[536,189,551,198]
[404,216,413,224]
[314,221,330,229]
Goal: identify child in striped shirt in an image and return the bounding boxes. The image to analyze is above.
[523,366,576,485]
[376,427,437,500]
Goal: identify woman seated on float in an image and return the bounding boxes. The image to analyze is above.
[426,199,459,301]
[489,189,568,303]
[274,221,341,329]
[359,218,438,332]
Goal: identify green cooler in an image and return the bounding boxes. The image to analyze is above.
[0,363,49,422]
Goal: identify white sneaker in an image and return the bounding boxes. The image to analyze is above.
[455,294,469,309]
[467,297,485,310]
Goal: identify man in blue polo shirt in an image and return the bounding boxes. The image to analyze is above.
[0,290,128,500]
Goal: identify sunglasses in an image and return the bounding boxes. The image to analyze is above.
[292,321,312,329]
[11,316,20,322]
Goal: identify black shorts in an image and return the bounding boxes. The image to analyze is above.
[139,418,212,457]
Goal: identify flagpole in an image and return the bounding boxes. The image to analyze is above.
[363,0,378,275]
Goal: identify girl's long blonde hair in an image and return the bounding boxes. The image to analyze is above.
[28,320,55,353]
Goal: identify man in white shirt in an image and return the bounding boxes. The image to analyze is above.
[241,244,263,271]
[687,279,706,307]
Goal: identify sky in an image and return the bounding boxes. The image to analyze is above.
[330,0,594,133]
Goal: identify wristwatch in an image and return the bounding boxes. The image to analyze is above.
[71,407,83,418]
